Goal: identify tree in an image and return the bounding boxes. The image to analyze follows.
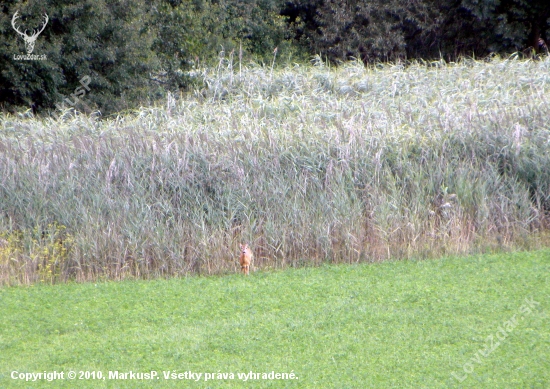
[283,0,444,63]
[1,0,160,115]
[461,0,550,53]
[279,0,550,63]
[1,0,298,115]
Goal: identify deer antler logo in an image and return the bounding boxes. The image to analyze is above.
[12,11,49,55]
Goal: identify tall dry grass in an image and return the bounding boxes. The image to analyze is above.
[1,55,549,285]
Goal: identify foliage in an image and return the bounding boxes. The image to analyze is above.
[2,0,549,115]
[1,0,160,115]
[282,0,550,63]
[1,0,298,115]
[0,223,73,284]
[461,0,550,53]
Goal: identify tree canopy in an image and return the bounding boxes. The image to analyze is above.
[1,0,548,115]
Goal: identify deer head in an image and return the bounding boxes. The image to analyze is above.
[12,11,49,54]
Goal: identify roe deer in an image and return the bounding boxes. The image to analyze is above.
[239,243,253,275]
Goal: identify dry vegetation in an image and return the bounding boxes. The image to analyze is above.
[1,55,549,285]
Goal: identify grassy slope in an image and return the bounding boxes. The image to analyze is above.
[0,250,548,388]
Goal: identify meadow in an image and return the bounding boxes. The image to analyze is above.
[0,249,548,388]
[1,56,550,284]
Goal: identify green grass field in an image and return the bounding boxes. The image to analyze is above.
[1,249,548,388]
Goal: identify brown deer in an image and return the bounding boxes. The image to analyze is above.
[239,243,253,275]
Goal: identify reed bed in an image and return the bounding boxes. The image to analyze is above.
[1,56,549,285]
